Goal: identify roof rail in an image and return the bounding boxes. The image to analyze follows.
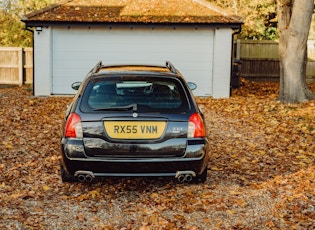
[92,60,103,73]
[84,60,103,78]
[165,61,177,74]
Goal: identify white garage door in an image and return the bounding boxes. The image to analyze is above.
[52,27,214,96]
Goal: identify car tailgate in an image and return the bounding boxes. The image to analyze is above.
[81,117,189,158]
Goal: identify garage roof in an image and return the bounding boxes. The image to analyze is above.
[23,0,242,27]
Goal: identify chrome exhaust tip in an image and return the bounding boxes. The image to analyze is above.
[185,174,193,182]
[75,171,95,182]
[177,174,186,183]
[85,175,93,183]
[77,174,87,182]
[175,171,196,183]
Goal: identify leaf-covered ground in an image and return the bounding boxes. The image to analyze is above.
[0,80,314,229]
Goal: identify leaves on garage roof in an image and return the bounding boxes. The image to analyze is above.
[23,0,243,24]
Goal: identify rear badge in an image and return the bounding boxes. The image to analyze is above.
[172,127,183,134]
[132,112,138,118]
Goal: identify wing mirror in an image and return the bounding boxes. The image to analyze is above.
[188,82,197,90]
[71,82,82,90]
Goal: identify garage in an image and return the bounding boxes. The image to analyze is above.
[22,0,242,97]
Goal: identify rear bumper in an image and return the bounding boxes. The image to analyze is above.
[60,138,208,177]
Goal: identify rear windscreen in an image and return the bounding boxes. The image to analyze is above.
[80,76,190,113]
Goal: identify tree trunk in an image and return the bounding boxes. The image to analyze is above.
[277,0,315,103]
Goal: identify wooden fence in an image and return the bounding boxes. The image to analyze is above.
[1,41,315,85]
[0,47,32,85]
[236,40,315,82]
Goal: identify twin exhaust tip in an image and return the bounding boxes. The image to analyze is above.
[74,170,196,183]
[175,171,196,183]
[75,171,95,182]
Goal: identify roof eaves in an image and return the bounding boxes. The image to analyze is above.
[22,20,242,30]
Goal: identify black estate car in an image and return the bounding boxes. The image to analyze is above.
[60,61,209,183]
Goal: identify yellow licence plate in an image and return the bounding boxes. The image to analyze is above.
[104,121,166,139]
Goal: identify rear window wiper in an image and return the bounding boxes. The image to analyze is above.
[93,103,137,112]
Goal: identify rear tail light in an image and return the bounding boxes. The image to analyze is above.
[64,113,83,138]
[188,113,206,138]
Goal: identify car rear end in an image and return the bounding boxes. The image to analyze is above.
[60,67,209,183]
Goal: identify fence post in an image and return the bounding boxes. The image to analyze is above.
[23,47,33,84]
[18,47,23,86]
[236,39,241,60]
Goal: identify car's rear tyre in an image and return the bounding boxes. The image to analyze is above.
[193,166,208,183]
[60,162,77,182]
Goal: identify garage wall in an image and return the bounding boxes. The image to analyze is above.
[212,28,233,98]
[51,26,214,96]
[33,27,52,96]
